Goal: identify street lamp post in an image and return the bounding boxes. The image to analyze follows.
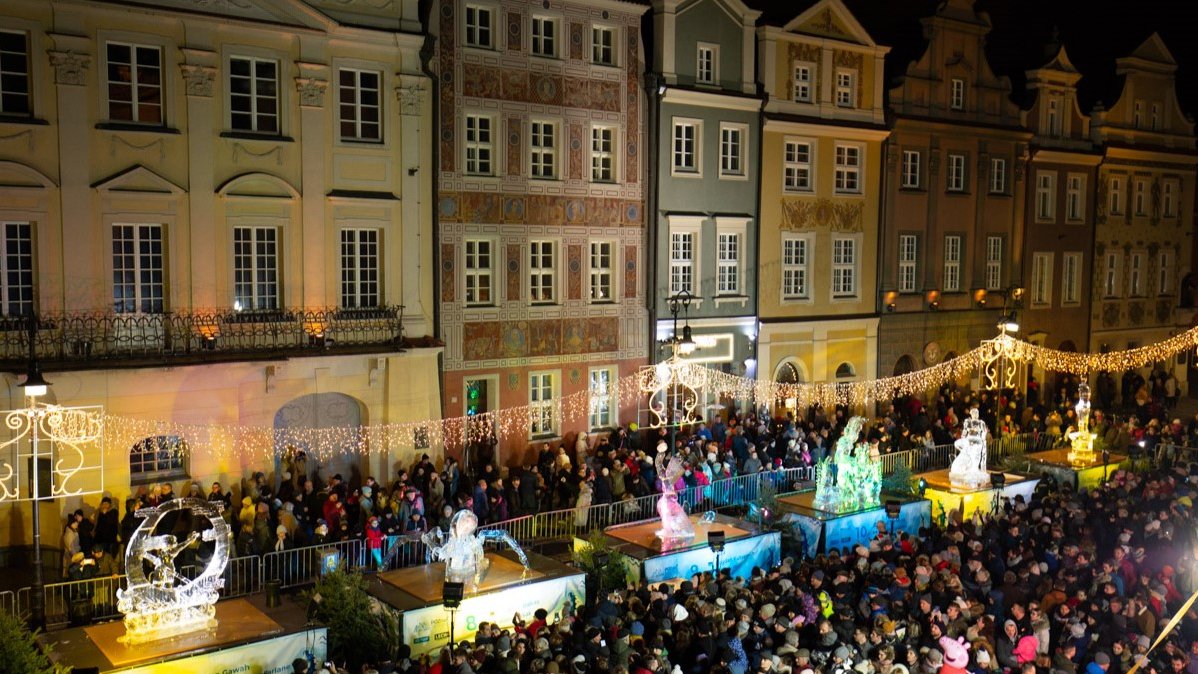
[20,313,51,630]
[663,292,696,454]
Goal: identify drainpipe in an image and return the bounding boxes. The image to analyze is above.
[645,71,662,377]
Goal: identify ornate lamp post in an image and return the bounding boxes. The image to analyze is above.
[662,292,697,453]
[20,313,50,630]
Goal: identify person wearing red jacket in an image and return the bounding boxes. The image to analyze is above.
[365,516,386,569]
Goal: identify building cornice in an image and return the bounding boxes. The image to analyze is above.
[1029,149,1102,166]
[660,87,763,112]
[764,117,889,142]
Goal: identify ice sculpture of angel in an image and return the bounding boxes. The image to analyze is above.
[950,408,990,489]
[655,450,695,543]
[421,509,529,592]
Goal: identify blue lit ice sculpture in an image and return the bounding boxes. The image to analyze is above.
[422,509,529,593]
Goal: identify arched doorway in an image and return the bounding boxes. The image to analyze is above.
[274,392,367,490]
[1053,341,1078,394]
[774,360,805,416]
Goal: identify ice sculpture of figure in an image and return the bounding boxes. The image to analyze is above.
[813,417,879,513]
[654,451,695,544]
[950,408,991,489]
[855,434,883,510]
[421,509,529,593]
[1067,382,1097,465]
[117,498,231,644]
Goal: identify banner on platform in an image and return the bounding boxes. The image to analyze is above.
[114,627,327,674]
[641,531,781,583]
[823,500,931,554]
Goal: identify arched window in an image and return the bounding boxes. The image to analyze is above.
[835,362,856,379]
[776,361,803,384]
[893,355,916,376]
[130,436,188,481]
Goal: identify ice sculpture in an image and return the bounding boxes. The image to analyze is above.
[1067,382,1097,465]
[813,417,881,513]
[654,451,695,544]
[117,498,231,644]
[421,509,529,593]
[950,408,991,489]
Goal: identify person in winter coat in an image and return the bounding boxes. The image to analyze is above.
[575,480,593,528]
[61,518,81,577]
[365,516,386,568]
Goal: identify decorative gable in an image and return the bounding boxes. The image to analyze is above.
[92,165,184,195]
[146,0,331,31]
[783,0,876,47]
[1130,32,1176,66]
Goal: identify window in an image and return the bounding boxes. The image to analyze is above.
[465,5,494,49]
[834,144,861,194]
[465,114,494,176]
[130,436,187,480]
[529,240,556,304]
[717,232,740,295]
[1164,181,1176,217]
[233,226,279,310]
[106,42,162,124]
[113,224,165,314]
[947,154,966,192]
[1047,98,1061,136]
[897,235,918,293]
[1159,250,1173,295]
[464,239,493,306]
[950,78,965,110]
[592,25,615,65]
[1031,252,1053,306]
[340,228,380,309]
[338,68,381,142]
[985,236,1003,290]
[531,17,558,58]
[1062,252,1081,306]
[672,120,699,174]
[783,140,812,191]
[1036,172,1056,220]
[669,232,694,294]
[696,44,717,85]
[1066,174,1084,221]
[832,238,857,298]
[589,241,613,302]
[589,367,615,430]
[943,235,961,292]
[782,236,809,300]
[530,120,557,179]
[591,126,615,182]
[835,70,854,107]
[1129,252,1144,297]
[719,124,745,177]
[1109,177,1122,215]
[229,56,279,133]
[529,372,555,437]
[990,158,1007,194]
[901,150,921,188]
[1151,103,1160,130]
[0,31,32,116]
[1134,180,1147,215]
[0,222,32,316]
[1134,100,1143,128]
[793,63,813,103]
[835,363,855,379]
[1103,252,1120,298]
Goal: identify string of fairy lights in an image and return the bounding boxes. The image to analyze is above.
[94,326,1198,462]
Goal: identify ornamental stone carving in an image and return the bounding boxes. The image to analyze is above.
[295,78,328,108]
[780,198,863,232]
[397,82,427,116]
[49,51,90,86]
[180,64,216,97]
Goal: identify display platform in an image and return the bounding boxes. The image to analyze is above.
[368,549,585,657]
[918,468,1040,520]
[599,513,780,584]
[774,490,931,557]
[1025,448,1125,490]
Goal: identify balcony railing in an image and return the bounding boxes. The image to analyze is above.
[0,307,406,367]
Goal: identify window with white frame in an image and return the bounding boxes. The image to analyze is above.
[113,224,165,314]
[0,31,31,116]
[898,234,918,293]
[232,226,278,310]
[669,231,694,294]
[1031,252,1052,306]
[1104,251,1120,298]
[793,62,813,103]
[1036,172,1056,220]
[696,44,717,84]
[589,241,613,302]
[1109,177,1123,214]
[1066,174,1084,221]
[340,228,380,308]
[1164,181,1176,217]
[591,125,615,182]
[1134,180,1147,215]
[947,154,966,191]
[719,124,745,177]
[950,78,965,110]
[465,5,495,49]
[1159,250,1173,295]
[529,372,555,436]
[130,436,188,480]
[1062,252,1081,306]
[1129,252,1144,297]
[464,239,493,306]
[531,17,558,58]
[591,25,615,65]
[589,367,615,430]
[832,238,857,298]
[943,235,961,292]
[338,68,381,142]
[529,240,556,304]
[229,56,279,133]
[985,236,1003,290]
[0,222,32,317]
[672,120,699,174]
[530,120,557,178]
[717,231,740,295]
[106,42,163,124]
[465,114,494,176]
[783,140,812,191]
[782,236,809,300]
[990,158,1007,194]
[835,70,855,107]
[834,144,861,194]
[901,150,921,188]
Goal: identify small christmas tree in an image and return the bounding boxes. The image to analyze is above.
[0,610,65,674]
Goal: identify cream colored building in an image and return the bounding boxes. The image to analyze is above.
[0,0,441,552]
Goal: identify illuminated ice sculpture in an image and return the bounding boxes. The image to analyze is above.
[117,497,231,644]
[1067,382,1097,465]
[950,408,991,489]
[813,417,881,513]
[654,451,695,544]
[421,509,529,592]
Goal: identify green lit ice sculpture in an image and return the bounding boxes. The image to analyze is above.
[813,416,882,513]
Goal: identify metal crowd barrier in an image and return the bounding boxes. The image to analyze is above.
[262,539,362,589]
[40,575,126,628]
[0,589,15,616]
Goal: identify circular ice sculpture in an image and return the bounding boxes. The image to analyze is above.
[117,497,231,644]
[950,408,990,489]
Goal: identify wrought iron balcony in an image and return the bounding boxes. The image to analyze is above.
[0,306,410,370]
